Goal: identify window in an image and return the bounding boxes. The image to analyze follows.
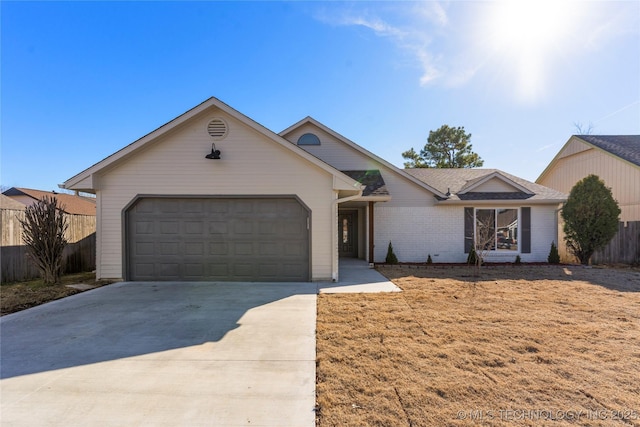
[297,133,321,145]
[474,208,519,252]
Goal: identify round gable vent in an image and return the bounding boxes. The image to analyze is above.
[207,118,228,140]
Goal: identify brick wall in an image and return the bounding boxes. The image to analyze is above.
[374,204,559,263]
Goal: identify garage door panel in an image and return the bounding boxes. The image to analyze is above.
[233,263,254,278]
[134,263,155,277]
[257,264,279,278]
[209,221,228,234]
[159,263,180,277]
[157,199,180,213]
[184,221,204,234]
[209,264,229,277]
[234,221,254,234]
[184,263,204,277]
[258,221,279,235]
[185,242,204,256]
[183,200,205,213]
[283,242,306,256]
[283,263,306,278]
[160,242,179,255]
[258,242,278,255]
[127,197,309,281]
[209,242,228,255]
[136,242,155,256]
[160,221,179,234]
[135,221,154,234]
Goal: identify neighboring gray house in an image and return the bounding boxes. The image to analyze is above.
[62,97,566,282]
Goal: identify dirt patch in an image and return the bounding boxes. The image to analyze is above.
[1,272,114,315]
[316,265,640,426]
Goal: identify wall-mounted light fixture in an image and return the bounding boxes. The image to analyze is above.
[205,143,221,160]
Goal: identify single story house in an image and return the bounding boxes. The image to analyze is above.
[62,97,566,282]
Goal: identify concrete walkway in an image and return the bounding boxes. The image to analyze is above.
[318,258,402,294]
[0,261,398,427]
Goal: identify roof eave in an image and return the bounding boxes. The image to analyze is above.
[359,195,392,202]
[63,98,362,192]
[280,117,448,199]
[459,171,534,195]
[436,198,566,205]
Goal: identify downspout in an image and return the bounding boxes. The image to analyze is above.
[331,190,363,281]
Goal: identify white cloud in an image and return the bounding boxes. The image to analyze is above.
[536,143,555,153]
[413,1,449,27]
[315,1,638,102]
[315,2,451,87]
[347,16,408,39]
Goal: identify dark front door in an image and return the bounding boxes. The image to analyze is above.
[338,211,358,257]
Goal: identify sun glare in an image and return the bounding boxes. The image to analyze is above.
[482,0,581,103]
[490,1,571,51]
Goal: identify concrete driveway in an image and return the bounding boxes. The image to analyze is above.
[1,282,316,426]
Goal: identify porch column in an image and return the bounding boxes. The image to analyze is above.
[368,201,374,263]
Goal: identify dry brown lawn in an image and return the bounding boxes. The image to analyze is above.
[316,265,640,426]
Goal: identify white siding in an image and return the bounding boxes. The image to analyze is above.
[95,108,335,280]
[374,204,559,263]
[528,204,560,262]
[283,123,436,207]
[472,178,520,192]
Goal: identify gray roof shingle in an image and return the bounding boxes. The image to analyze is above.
[405,169,566,202]
[576,135,640,167]
[341,170,389,197]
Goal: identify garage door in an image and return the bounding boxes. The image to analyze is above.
[126,197,310,281]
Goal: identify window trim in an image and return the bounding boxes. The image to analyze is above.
[473,207,521,253]
[297,133,321,146]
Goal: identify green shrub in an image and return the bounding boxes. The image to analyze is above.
[427,254,433,264]
[385,242,399,264]
[514,255,521,265]
[548,241,560,264]
[562,175,620,265]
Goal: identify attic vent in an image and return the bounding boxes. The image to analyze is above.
[207,118,228,140]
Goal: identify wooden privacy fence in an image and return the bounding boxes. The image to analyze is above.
[591,221,640,265]
[1,209,96,282]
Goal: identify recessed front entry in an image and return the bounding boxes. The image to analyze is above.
[338,211,358,257]
[125,197,310,281]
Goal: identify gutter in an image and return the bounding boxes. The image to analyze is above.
[435,198,567,205]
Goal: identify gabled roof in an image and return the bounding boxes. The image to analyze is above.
[2,187,96,215]
[537,135,640,183]
[576,135,640,167]
[62,97,362,194]
[0,194,26,210]
[280,117,448,199]
[458,170,533,195]
[405,169,566,204]
[341,170,390,200]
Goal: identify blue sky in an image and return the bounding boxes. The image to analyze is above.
[2,1,639,192]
